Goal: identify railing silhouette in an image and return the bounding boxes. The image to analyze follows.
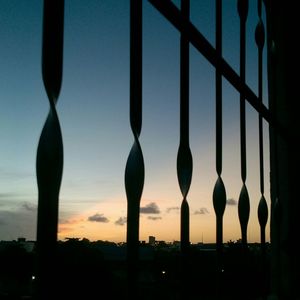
[28,0,297,299]
[35,1,64,299]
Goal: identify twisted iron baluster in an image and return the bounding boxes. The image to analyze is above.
[256,0,268,251]
[177,0,192,255]
[256,0,268,297]
[35,0,64,298]
[125,0,144,296]
[213,0,227,296]
[237,1,250,298]
[177,2,192,297]
[237,0,250,248]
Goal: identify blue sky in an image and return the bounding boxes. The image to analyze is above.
[0,0,270,243]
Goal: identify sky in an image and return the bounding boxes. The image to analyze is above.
[0,0,270,244]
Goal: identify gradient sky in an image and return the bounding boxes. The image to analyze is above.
[0,0,270,243]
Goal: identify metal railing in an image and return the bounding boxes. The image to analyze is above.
[33,0,297,299]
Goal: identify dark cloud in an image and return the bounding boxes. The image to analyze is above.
[115,217,127,226]
[227,198,237,206]
[88,213,109,223]
[0,211,15,223]
[147,216,162,221]
[140,202,160,214]
[21,202,37,212]
[166,206,180,213]
[0,209,36,240]
[194,207,209,215]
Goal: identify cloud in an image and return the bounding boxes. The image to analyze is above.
[21,202,37,212]
[194,207,209,215]
[147,216,162,221]
[140,202,160,214]
[227,198,237,206]
[59,218,83,225]
[166,206,180,213]
[0,193,21,207]
[58,226,74,233]
[115,217,127,226]
[59,219,71,224]
[0,209,36,240]
[0,211,15,224]
[0,168,33,181]
[0,193,17,199]
[88,213,109,223]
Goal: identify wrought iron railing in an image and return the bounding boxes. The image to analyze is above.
[29,0,296,299]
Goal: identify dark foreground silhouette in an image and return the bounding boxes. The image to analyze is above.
[0,239,269,300]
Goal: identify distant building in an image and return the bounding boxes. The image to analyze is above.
[0,239,35,253]
[148,236,155,246]
[172,240,180,247]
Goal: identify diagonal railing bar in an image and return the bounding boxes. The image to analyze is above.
[125,0,144,297]
[212,0,227,297]
[256,0,268,297]
[177,0,192,255]
[35,0,64,299]
[148,0,287,140]
[237,0,250,248]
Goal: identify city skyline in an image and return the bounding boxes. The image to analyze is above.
[0,0,270,243]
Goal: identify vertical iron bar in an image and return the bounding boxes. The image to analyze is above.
[125,0,144,298]
[257,0,265,197]
[256,0,268,297]
[237,1,250,299]
[213,0,227,297]
[35,1,64,299]
[177,1,192,297]
[256,0,268,251]
[215,0,223,252]
[216,0,222,177]
[239,1,247,185]
[177,0,192,255]
[237,0,250,248]
[264,2,281,296]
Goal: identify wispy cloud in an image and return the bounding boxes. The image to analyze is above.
[58,226,74,234]
[59,219,71,225]
[115,217,127,226]
[88,213,109,223]
[0,193,20,207]
[0,192,17,199]
[194,207,209,215]
[21,202,37,212]
[227,198,237,206]
[166,206,180,213]
[147,216,162,221]
[59,218,83,225]
[0,168,34,180]
[140,202,160,214]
